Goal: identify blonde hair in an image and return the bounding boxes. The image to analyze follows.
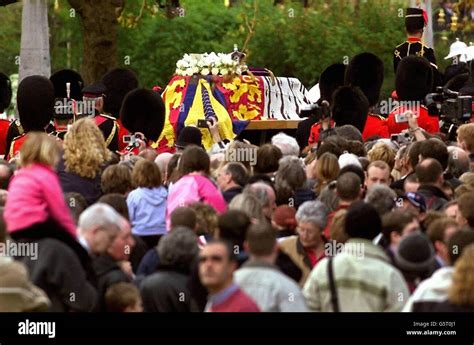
[330,209,348,244]
[19,132,61,168]
[63,118,111,179]
[448,244,474,306]
[368,142,396,170]
[313,152,340,195]
[457,123,474,152]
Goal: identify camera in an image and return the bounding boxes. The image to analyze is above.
[123,133,142,148]
[425,87,472,123]
[390,132,412,146]
[299,100,331,121]
[197,119,209,129]
[394,112,408,123]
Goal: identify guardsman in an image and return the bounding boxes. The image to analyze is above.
[305,63,346,147]
[345,52,390,140]
[82,83,119,152]
[394,7,437,73]
[7,76,55,160]
[387,56,439,135]
[0,73,12,156]
[101,68,139,151]
[50,69,84,140]
[119,88,165,156]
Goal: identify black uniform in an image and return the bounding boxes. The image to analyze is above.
[394,38,437,73]
[83,83,119,152]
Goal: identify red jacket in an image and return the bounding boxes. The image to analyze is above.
[362,113,389,141]
[387,105,439,135]
[308,120,335,146]
[0,119,10,156]
[208,286,260,312]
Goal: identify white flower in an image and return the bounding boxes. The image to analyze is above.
[201,68,210,75]
[185,67,194,76]
[220,68,229,76]
[192,67,199,74]
[235,66,242,75]
[211,67,219,76]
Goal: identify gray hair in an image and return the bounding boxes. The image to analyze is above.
[295,200,329,230]
[448,147,470,179]
[158,227,198,267]
[78,203,123,234]
[271,132,300,157]
[229,193,264,221]
[364,184,396,216]
[243,182,273,208]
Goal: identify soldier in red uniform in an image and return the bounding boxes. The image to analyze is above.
[345,52,389,141]
[387,56,439,135]
[6,76,55,160]
[82,83,119,151]
[101,68,139,151]
[119,88,166,156]
[0,73,12,157]
[306,63,346,147]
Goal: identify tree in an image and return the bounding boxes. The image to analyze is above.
[67,0,125,84]
[19,0,51,80]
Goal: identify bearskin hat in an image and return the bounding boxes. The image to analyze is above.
[120,88,165,142]
[345,53,384,107]
[332,85,370,132]
[396,56,433,102]
[17,76,54,132]
[0,73,12,113]
[319,63,346,103]
[50,69,84,101]
[102,68,139,117]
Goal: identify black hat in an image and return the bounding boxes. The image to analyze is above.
[17,76,54,132]
[50,69,84,101]
[82,83,106,98]
[345,53,384,107]
[120,88,165,142]
[405,8,426,33]
[395,232,436,272]
[0,73,12,113]
[102,68,138,117]
[175,126,203,150]
[344,201,381,240]
[319,63,346,103]
[331,85,369,132]
[396,56,433,102]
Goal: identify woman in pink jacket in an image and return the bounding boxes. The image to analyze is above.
[5,132,77,242]
[167,145,226,230]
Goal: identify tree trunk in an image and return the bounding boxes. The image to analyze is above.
[68,0,125,85]
[19,0,51,81]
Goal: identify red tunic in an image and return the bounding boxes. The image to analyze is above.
[362,113,389,141]
[0,119,11,156]
[387,105,439,135]
[7,134,27,161]
[308,120,335,145]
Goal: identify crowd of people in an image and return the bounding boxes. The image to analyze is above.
[2,7,474,313]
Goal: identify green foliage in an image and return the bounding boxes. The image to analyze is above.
[3,0,462,103]
[118,0,406,99]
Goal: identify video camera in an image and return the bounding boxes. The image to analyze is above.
[425,87,472,141]
[425,87,472,123]
[299,100,331,121]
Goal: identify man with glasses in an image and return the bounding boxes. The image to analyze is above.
[199,240,260,312]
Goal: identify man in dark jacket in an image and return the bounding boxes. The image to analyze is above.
[216,162,247,204]
[140,228,199,312]
[18,238,98,312]
[93,217,135,310]
[416,158,448,211]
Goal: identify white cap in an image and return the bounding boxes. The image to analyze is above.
[338,153,361,170]
[445,38,468,61]
[463,43,474,62]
